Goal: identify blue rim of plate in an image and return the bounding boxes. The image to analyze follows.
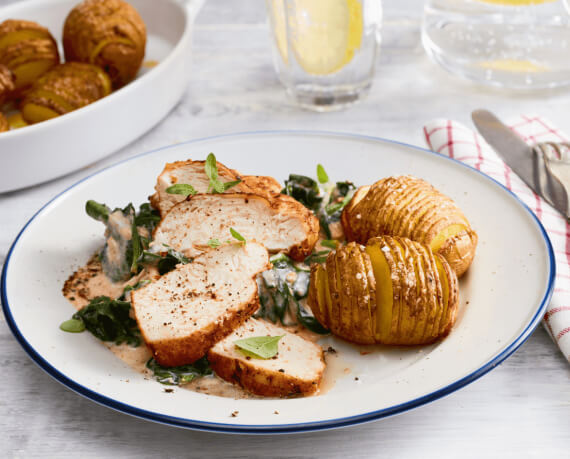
[1,130,555,434]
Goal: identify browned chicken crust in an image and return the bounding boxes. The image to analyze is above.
[152,192,319,261]
[149,159,282,217]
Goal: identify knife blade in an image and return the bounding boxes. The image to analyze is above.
[472,109,569,218]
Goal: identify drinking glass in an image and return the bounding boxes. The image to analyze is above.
[422,0,570,89]
[266,0,382,111]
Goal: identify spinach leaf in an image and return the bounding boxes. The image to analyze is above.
[281,174,323,212]
[142,246,191,275]
[134,203,161,234]
[256,254,328,334]
[304,250,331,265]
[65,296,142,347]
[85,200,110,222]
[146,357,212,385]
[319,181,356,238]
[86,200,158,282]
[295,297,329,334]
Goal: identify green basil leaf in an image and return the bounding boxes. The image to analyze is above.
[207,238,222,248]
[211,179,226,194]
[60,318,86,333]
[221,179,242,192]
[320,239,338,249]
[316,164,329,184]
[234,335,284,359]
[85,200,110,222]
[165,184,198,197]
[146,357,212,386]
[205,152,218,182]
[230,227,246,242]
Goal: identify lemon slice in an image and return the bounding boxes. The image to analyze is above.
[269,0,363,75]
[480,59,547,73]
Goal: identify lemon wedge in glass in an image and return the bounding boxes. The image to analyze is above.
[270,0,363,76]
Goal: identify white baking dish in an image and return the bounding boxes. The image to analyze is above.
[0,0,202,192]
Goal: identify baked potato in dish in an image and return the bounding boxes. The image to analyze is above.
[0,19,59,97]
[307,236,459,345]
[63,0,146,88]
[0,112,8,132]
[341,175,477,276]
[21,62,111,124]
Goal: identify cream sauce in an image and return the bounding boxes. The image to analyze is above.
[62,255,337,400]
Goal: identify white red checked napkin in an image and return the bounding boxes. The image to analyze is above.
[423,116,570,363]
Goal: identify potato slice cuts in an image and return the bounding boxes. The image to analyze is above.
[149,159,282,216]
[131,242,269,367]
[152,192,319,261]
[341,176,478,276]
[308,236,459,345]
[207,318,325,397]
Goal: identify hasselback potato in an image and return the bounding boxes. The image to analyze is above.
[341,175,477,276]
[21,62,111,124]
[308,237,459,345]
[0,19,59,97]
[0,64,15,105]
[63,0,146,88]
[0,112,8,132]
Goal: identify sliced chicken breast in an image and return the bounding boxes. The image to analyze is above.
[152,193,319,261]
[208,318,325,397]
[149,159,282,216]
[131,242,270,367]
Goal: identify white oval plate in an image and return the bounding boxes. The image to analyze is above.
[0,0,202,192]
[1,131,554,434]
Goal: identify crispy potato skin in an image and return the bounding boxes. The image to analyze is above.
[0,19,60,97]
[20,62,111,123]
[0,65,15,105]
[308,237,459,345]
[341,176,477,276]
[63,0,146,88]
[0,112,8,132]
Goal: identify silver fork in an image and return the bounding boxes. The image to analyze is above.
[532,142,570,214]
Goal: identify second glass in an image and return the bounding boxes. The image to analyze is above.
[422,0,570,89]
[266,0,382,111]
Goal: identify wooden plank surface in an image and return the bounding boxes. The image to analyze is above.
[0,0,568,457]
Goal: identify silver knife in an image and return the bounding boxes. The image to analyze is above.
[472,109,569,219]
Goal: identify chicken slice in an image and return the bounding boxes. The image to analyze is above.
[131,242,270,367]
[152,193,319,261]
[208,318,325,397]
[149,159,281,216]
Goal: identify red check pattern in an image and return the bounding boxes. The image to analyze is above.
[424,116,570,363]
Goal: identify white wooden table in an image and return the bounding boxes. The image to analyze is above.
[1,0,569,457]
